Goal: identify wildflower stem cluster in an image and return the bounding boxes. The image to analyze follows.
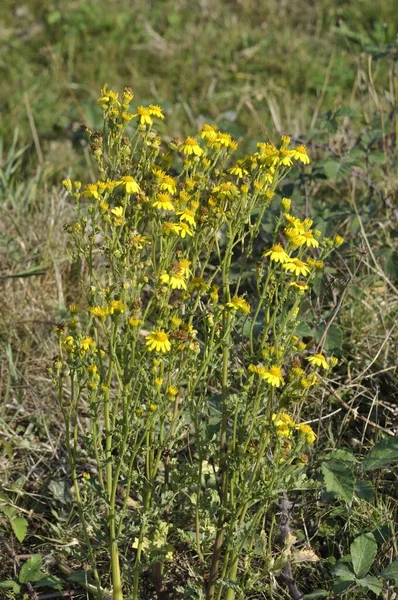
[54,85,342,600]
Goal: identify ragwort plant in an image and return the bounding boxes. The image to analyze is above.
[54,86,343,600]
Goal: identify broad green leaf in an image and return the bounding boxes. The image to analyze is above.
[11,517,28,542]
[323,159,351,180]
[321,460,355,502]
[368,152,387,164]
[355,575,383,594]
[332,577,354,595]
[363,437,398,471]
[351,533,377,578]
[0,580,21,593]
[381,560,398,582]
[333,562,355,579]
[354,480,374,501]
[329,450,357,463]
[19,555,45,584]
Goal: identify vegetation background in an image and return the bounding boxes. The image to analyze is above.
[0,0,397,598]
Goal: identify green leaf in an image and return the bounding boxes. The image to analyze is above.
[355,575,383,594]
[323,159,351,180]
[354,480,374,501]
[0,580,21,593]
[303,591,329,599]
[368,152,387,164]
[321,460,355,502]
[33,574,63,591]
[19,555,45,584]
[351,533,377,578]
[323,324,343,353]
[333,562,355,579]
[11,517,28,543]
[385,249,398,282]
[363,437,398,471]
[381,560,398,582]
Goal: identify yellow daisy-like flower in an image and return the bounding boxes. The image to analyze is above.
[89,305,109,318]
[292,230,319,248]
[146,330,171,353]
[289,281,309,292]
[136,106,153,125]
[248,363,267,378]
[129,234,151,249]
[177,209,196,227]
[148,104,165,119]
[296,423,316,444]
[119,176,140,194]
[272,413,295,438]
[262,244,290,264]
[160,272,187,290]
[80,336,96,352]
[283,259,310,277]
[262,366,285,388]
[226,296,251,314]
[153,193,175,211]
[162,222,181,236]
[306,353,328,370]
[82,184,100,199]
[292,145,310,165]
[178,259,192,277]
[228,163,248,179]
[111,206,124,225]
[180,137,203,156]
[334,235,344,247]
[178,222,194,238]
[166,385,179,397]
[108,300,126,314]
[200,123,218,142]
[212,182,238,198]
[153,170,177,194]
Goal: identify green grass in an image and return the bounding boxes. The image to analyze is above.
[0,1,397,598]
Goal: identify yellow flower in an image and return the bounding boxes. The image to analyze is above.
[136,106,153,125]
[248,363,267,378]
[178,222,194,238]
[272,413,295,438]
[160,272,187,290]
[212,182,237,198]
[153,193,175,211]
[226,296,251,314]
[177,209,196,227]
[129,234,151,249]
[171,316,182,328]
[155,377,163,387]
[292,230,319,248]
[262,244,290,264]
[129,317,143,327]
[166,385,179,397]
[297,423,316,444]
[334,235,344,247]
[119,176,140,194]
[108,300,126,314]
[111,206,124,225]
[189,277,210,293]
[178,259,192,277]
[63,335,76,352]
[62,179,72,192]
[281,197,291,212]
[82,184,100,199]
[283,259,310,277]
[146,330,171,353]
[162,222,181,236]
[89,305,109,318]
[262,366,285,388]
[306,353,328,370]
[228,163,248,179]
[180,137,203,156]
[153,170,177,194]
[148,104,164,119]
[292,145,310,164]
[200,124,218,142]
[80,337,96,352]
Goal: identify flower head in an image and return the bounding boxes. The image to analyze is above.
[283,259,310,277]
[119,176,140,194]
[296,423,316,444]
[146,330,171,353]
[262,366,285,387]
[306,353,328,370]
[160,272,187,290]
[226,296,251,314]
[262,244,290,264]
[153,193,175,211]
[180,137,203,156]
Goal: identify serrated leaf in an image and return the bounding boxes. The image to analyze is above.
[19,555,45,584]
[351,533,377,578]
[363,437,398,471]
[323,159,351,180]
[321,460,355,502]
[355,575,383,594]
[381,560,398,582]
[11,517,28,543]
[0,580,21,593]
